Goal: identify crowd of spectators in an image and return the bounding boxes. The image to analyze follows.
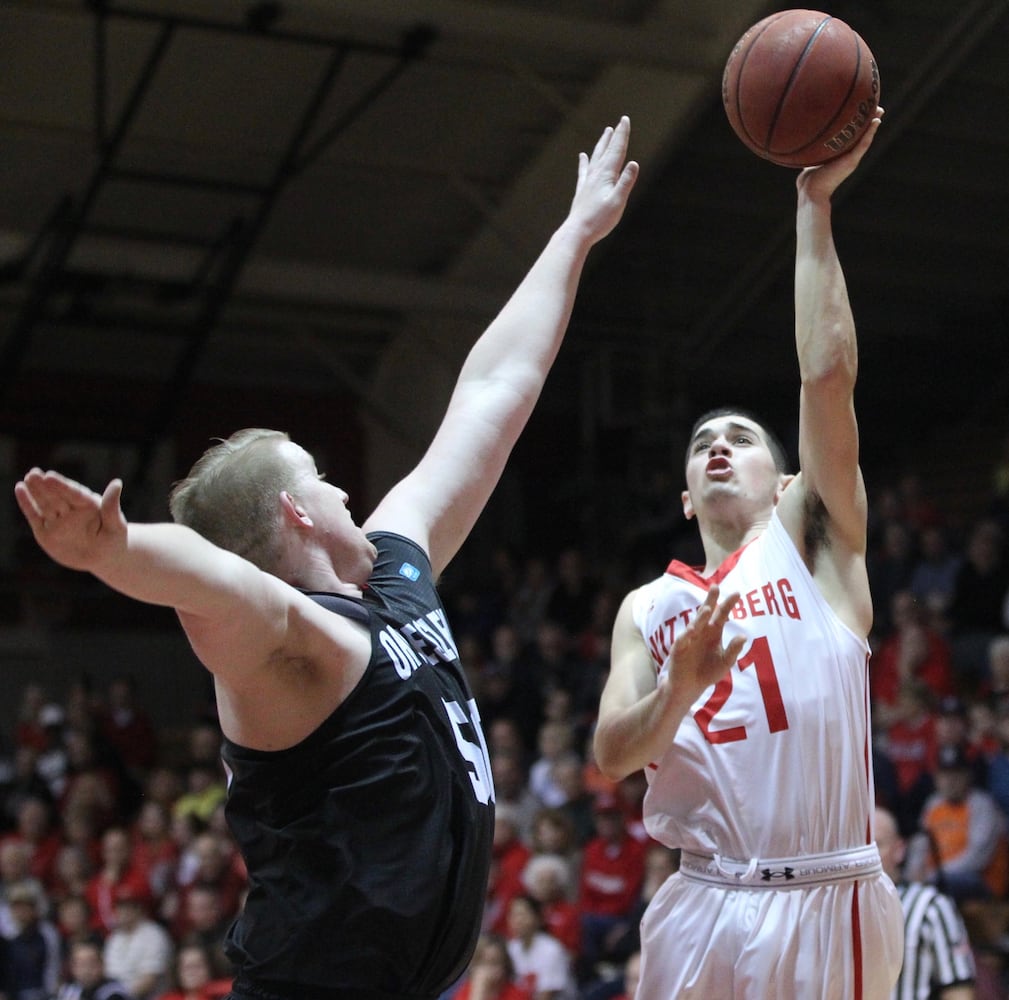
[1,459,1008,1000]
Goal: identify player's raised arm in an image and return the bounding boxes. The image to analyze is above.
[789,112,882,551]
[14,468,290,673]
[366,117,638,576]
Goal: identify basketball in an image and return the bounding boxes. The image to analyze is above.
[722,9,880,168]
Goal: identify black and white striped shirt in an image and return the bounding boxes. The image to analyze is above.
[892,882,976,1000]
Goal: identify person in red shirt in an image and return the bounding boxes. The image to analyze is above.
[576,793,647,983]
[0,794,62,888]
[521,853,580,958]
[881,682,939,836]
[129,799,179,906]
[83,825,150,934]
[484,804,531,938]
[98,675,158,777]
[453,933,532,1000]
[871,589,956,728]
[157,942,233,1000]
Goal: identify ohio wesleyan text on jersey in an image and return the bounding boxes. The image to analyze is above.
[221,533,494,1000]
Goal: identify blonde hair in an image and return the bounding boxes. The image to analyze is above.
[169,429,296,571]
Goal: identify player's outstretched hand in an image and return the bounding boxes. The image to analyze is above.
[568,115,639,245]
[666,584,745,701]
[14,469,128,573]
[797,105,883,200]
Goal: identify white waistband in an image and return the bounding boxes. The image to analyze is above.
[679,844,882,889]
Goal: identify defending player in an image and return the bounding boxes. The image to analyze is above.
[16,119,638,1000]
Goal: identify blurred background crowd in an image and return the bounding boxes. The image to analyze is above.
[1,453,1008,1000]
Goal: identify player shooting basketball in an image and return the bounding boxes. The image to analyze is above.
[594,110,904,998]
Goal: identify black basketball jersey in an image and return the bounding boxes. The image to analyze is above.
[220,532,495,1000]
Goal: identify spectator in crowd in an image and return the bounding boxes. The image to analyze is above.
[51,843,94,904]
[451,933,532,1000]
[985,637,1009,708]
[56,938,131,1000]
[36,705,71,802]
[551,754,595,847]
[61,801,103,874]
[85,828,150,937]
[546,549,598,639]
[165,833,243,943]
[580,950,642,1000]
[506,895,575,1000]
[521,854,580,959]
[869,520,918,639]
[0,841,49,939]
[12,687,49,756]
[102,885,174,1000]
[876,805,976,1000]
[908,743,1009,904]
[129,802,178,908]
[983,706,1009,822]
[528,810,581,875]
[934,697,989,788]
[485,806,532,939]
[2,879,61,1000]
[529,723,577,809]
[2,796,62,889]
[491,753,540,845]
[909,525,962,623]
[97,677,157,781]
[947,519,1009,687]
[140,770,183,822]
[60,729,121,833]
[488,719,532,772]
[594,843,678,979]
[176,884,232,980]
[611,950,641,1000]
[510,556,554,649]
[525,623,581,706]
[479,625,544,755]
[170,765,225,834]
[54,894,101,975]
[0,747,56,835]
[155,942,232,1000]
[872,590,956,728]
[575,795,646,985]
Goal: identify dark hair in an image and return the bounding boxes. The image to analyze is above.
[686,406,789,474]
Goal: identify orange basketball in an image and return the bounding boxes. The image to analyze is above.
[722,9,880,168]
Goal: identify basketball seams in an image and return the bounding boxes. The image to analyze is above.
[728,10,794,152]
[772,27,864,160]
[765,14,834,154]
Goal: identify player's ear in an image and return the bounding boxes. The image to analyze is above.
[280,490,313,528]
[681,489,695,521]
[774,474,796,504]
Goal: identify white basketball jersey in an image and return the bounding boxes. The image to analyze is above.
[636,510,874,861]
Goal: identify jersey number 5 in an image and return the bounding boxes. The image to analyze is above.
[693,636,789,744]
[444,698,495,804]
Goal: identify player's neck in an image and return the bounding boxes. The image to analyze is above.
[700,515,770,573]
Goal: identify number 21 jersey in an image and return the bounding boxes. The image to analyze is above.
[634,511,875,861]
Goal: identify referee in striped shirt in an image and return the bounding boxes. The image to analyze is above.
[877,806,977,999]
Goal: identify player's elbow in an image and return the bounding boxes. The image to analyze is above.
[593,725,637,782]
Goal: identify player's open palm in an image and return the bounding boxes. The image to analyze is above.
[569,115,639,245]
[666,585,745,704]
[14,470,127,573]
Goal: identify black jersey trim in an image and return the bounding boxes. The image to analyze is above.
[300,589,370,624]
